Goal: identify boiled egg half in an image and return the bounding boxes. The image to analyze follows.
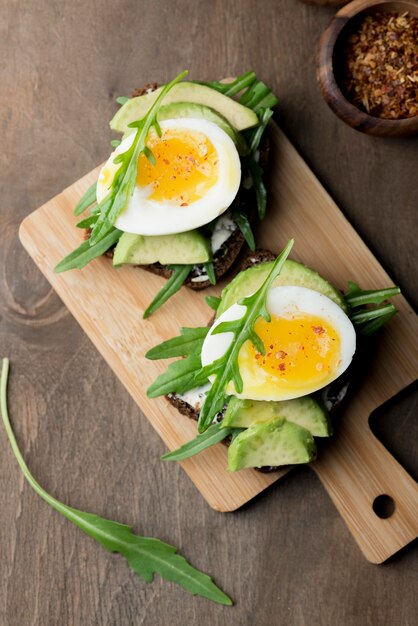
[96,118,241,235]
[201,286,356,401]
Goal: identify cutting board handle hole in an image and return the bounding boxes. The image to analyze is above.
[372,494,396,519]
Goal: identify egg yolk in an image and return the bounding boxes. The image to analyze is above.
[241,313,341,389]
[136,129,219,205]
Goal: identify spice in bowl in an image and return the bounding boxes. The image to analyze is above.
[341,11,418,120]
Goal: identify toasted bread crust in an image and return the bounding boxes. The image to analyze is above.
[130,83,160,98]
[166,394,200,421]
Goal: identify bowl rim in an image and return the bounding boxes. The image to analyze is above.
[316,0,418,133]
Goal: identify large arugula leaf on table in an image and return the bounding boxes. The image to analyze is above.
[0,358,231,606]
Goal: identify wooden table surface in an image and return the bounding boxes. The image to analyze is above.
[1,1,417,624]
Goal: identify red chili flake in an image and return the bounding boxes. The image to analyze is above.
[163,159,170,165]
[275,351,287,359]
[312,326,325,335]
[278,363,286,371]
[255,353,261,360]
[269,344,274,350]
[180,202,188,207]
[342,11,418,119]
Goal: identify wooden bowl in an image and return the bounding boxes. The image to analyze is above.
[316,0,418,137]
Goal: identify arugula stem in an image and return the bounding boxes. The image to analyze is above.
[1,359,105,539]
[74,182,98,216]
[223,72,257,97]
[90,71,188,246]
[162,423,234,462]
[197,239,294,432]
[205,295,221,312]
[143,264,192,319]
[54,229,122,273]
[346,286,401,307]
[197,71,257,97]
[232,211,256,250]
[350,303,397,325]
[204,262,217,285]
[359,310,397,335]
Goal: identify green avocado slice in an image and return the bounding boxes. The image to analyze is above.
[156,102,249,155]
[222,396,331,437]
[227,417,317,471]
[113,230,210,266]
[216,259,348,318]
[110,82,259,132]
[120,102,249,155]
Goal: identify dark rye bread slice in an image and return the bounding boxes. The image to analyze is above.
[165,248,361,471]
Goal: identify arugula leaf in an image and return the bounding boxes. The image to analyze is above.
[350,303,397,325]
[197,239,294,432]
[74,182,98,216]
[147,353,210,398]
[247,107,274,154]
[346,282,401,307]
[76,214,99,229]
[231,210,255,250]
[162,422,234,461]
[204,262,217,285]
[345,282,400,335]
[146,327,209,360]
[54,229,122,273]
[242,107,275,221]
[196,71,257,97]
[0,359,231,606]
[240,82,278,112]
[358,309,398,336]
[143,264,192,319]
[146,241,294,421]
[90,71,188,246]
[248,157,267,220]
[205,295,221,311]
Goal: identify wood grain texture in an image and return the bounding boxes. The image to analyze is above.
[19,121,418,564]
[1,1,417,625]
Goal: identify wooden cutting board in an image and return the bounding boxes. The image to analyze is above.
[19,123,418,564]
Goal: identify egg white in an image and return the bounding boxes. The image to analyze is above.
[201,286,356,402]
[96,118,241,236]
